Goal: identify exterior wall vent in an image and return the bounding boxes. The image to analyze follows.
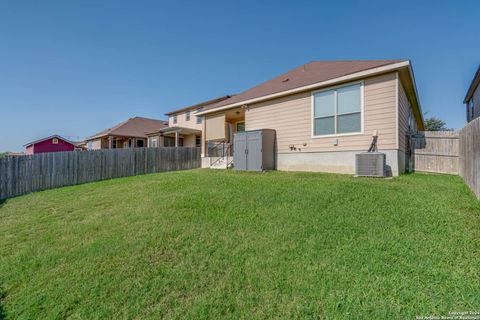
[355,152,386,177]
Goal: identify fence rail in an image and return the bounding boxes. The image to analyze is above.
[459,118,480,198]
[0,147,201,199]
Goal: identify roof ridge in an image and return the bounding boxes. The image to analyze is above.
[165,95,234,116]
[131,116,163,121]
[24,134,76,147]
[86,116,168,140]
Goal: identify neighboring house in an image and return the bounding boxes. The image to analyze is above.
[197,60,424,176]
[147,95,232,148]
[24,135,79,155]
[86,117,168,150]
[464,65,480,123]
[75,141,88,151]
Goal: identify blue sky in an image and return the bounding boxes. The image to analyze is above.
[0,0,478,151]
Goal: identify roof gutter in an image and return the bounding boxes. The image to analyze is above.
[463,66,480,103]
[196,61,411,116]
[406,62,425,128]
[165,95,234,116]
[85,134,148,141]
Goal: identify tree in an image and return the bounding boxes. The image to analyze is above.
[424,116,448,131]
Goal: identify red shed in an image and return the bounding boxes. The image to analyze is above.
[24,135,78,155]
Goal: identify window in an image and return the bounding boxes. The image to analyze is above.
[112,140,117,149]
[52,138,59,144]
[236,122,245,132]
[149,137,158,148]
[185,111,190,121]
[313,83,362,136]
[471,98,475,120]
[195,136,201,147]
[196,108,203,124]
[87,141,93,149]
[173,115,177,124]
[468,101,472,121]
[136,139,144,148]
[164,136,183,147]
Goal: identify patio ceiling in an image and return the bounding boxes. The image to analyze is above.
[158,126,202,136]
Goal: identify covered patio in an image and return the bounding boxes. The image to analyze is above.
[204,108,245,152]
[199,107,245,168]
[148,126,202,148]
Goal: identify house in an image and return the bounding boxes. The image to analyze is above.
[24,135,80,155]
[196,60,425,176]
[147,95,232,148]
[86,117,168,150]
[75,141,88,151]
[464,65,480,122]
[5,152,25,157]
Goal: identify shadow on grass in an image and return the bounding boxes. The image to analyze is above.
[0,288,6,320]
[0,198,6,209]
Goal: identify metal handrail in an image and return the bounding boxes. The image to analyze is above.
[226,144,234,169]
[209,142,225,166]
[208,142,233,167]
[225,143,233,169]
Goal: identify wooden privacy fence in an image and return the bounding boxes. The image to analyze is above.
[411,131,459,175]
[410,117,480,198]
[459,117,480,198]
[0,147,201,199]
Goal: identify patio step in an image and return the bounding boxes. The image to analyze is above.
[210,157,228,169]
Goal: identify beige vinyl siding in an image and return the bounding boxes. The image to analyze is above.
[169,110,203,130]
[89,139,102,150]
[183,134,197,147]
[89,138,109,150]
[246,72,398,153]
[148,135,161,148]
[398,79,413,152]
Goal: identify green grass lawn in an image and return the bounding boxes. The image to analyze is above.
[1,169,479,319]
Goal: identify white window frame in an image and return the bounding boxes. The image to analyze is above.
[311,81,364,138]
[185,111,190,121]
[173,115,177,124]
[150,137,158,148]
[196,108,203,124]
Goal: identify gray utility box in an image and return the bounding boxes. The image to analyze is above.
[355,152,386,177]
[233,129,276,171]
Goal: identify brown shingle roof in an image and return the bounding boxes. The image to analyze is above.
[209,60,405,109]
[165,95,234,116]
[87,117,168,140]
